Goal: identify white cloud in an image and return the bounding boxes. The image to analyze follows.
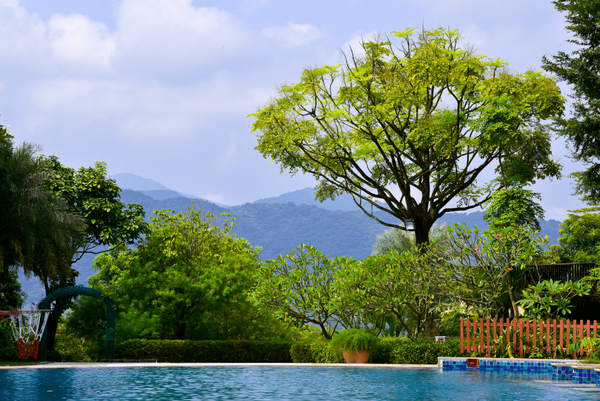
[22,71,269,139]
[114,0,252,77]
[48,13,116,73]
[261,22,327,48]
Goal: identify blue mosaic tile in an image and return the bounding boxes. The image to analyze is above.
[572,368,597,384]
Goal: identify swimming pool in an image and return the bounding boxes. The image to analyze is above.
[2,366,600,400]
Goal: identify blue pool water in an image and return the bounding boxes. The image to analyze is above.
[2,367,600,401]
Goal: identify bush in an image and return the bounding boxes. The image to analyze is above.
[116,339,293,362]
[389,338,466,364]
[0,320,15,349]
[0,347,19,361]
[370,337,411,363]
[289,331,340,363]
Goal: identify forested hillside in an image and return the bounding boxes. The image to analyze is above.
[19,189,562,305]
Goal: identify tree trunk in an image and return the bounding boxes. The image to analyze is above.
[414,223,430,250]
[507,271,519,319]
[176,322,186,340]
[41,268,78,352]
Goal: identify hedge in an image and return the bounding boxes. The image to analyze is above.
[290,335,466,364]
[116,339,293,362]
[388,338,466,364]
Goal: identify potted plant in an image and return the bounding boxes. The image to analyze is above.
[330,329,378,364]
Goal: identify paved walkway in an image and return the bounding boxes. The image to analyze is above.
[0,362,439,370]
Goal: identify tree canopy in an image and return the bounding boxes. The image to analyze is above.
[251,27,564,245]
[84,206,277,342]
[542,0,600,204]
[0,128,85,279]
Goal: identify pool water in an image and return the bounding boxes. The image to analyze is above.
[2,367,600,401]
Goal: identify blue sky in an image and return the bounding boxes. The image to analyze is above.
[0,0,587,220]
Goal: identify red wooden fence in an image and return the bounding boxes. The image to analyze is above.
[460,318,600,358]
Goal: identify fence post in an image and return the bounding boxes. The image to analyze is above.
[479,318,484,356]
[559,319,564,356]
[518,319,524,358]
[486,318,491,358]
[466,318,471,354]
[460,318,464,353]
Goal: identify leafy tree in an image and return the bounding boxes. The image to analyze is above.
[251,27,564,246]
[483,185,545,230]
[372,229,415,255]
[253,245,354,339]
[84,206,268,343]
[518,279,591,319]
[334,250,437,340]
[555,207,600,262]
[429,224,550,319]
[542,0,600,204]
[0,129,85,279]
[38,158,148,352]
[0,271,25,311]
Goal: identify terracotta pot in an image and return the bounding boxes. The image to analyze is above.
[343,349,370,364]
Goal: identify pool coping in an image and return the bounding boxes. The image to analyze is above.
[0,362,440,370]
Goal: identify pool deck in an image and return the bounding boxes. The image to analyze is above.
[0,362,439,370]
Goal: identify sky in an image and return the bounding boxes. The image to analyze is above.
[0,0,590,221]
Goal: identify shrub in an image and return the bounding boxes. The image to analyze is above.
[116,339,293,362]
[390,338,466,364]
[370,337,411,363]
[330,329,378,353]
[0,347,19,361]
[289,331,339,363]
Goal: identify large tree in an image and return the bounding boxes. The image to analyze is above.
[542,0,600,204]
[251,27,564,245]
[0,126,85,279]
[87,206,265,341]
[38,157,148,351]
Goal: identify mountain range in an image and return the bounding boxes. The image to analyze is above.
[18,173,563,305]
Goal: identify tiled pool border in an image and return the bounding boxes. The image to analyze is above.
[438,357,575,373]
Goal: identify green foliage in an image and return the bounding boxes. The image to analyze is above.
[0,271,25,311]
[0,319,15,350]
[116,339,293,362]
[330,329,378,354]
[0,138,85,279]
[334,250,436,340]
[44,157,148,260]
[372,229,415,255]
[483,185,545,230]
[53,318,93,362]
[289,330,340,363]
[369,337,411,363]
[65,296,109,359]
[388,338,466,364]
[429,223,551,319]
[251,27,564,245]
[568,337,600,359]
[556,207,600,262]
[0,347,19,361]
[254,245,355,339]
[84,205,280,344]
[518,279,592,319]
[542,0,600,204]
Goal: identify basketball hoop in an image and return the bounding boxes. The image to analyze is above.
[0,309,51,360]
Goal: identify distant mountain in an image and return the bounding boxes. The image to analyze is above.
[112,173,171,191]
[18,180,564,305]
[254,187,359,212]
[139,190,186,200]
[112,173,229,207]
